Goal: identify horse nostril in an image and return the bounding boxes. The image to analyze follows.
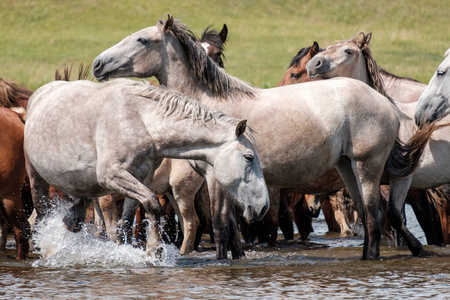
[315,60,322,69]
[93,59,103,72]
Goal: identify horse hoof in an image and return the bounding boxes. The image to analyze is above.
[146,245,166,261]
[62,215,82,233]
[417,249,437,258]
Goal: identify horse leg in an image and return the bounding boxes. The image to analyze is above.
[228,206,244,259]
[96,167,162,254]
[62,197,92,233]
[92,198,106,238]
[336,157,384,260]
[164,192,184,248]
[278,190,294,240]
[320,197,340,233]
[98,194,121,242]
[0,202,9,252]
[207,177,231,260]
[257,187,280,247]
[115,197,138,244]
[135,204,147,245]
[25,158,50,222]
[170,178,202,255]
[1,193,31,259]
[159,196,177,244]
[194,183,209,249]
[295,196,313,240]
[388,177,426,256]
[330,190,356,236]
[408,189,444,246]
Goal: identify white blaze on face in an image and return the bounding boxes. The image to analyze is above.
[201,42,210,54]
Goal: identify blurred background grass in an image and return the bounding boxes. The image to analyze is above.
[1,0,448,90]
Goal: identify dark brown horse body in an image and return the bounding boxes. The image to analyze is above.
[0,107,31,259]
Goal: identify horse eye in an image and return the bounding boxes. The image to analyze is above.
[344,49,353,55]
[290,73,300,79]
[137,38,148,45]
[437,70,446,77]
[244,154,253,162]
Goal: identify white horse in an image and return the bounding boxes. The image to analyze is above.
[95,24,230,256]
[415,48,450,125]
[92,16,427,260]
[24,79,269,257]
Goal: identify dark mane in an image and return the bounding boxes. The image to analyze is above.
[378,68,422,84]
[350,33,393,103]
[200,25,227,68]
[0,78,33,109]
[164,18,257,100]
[289,46,324,68]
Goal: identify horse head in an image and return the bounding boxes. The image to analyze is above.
[197,24,228,68]
[415,49,450,127]
[93,15,226,83]
[306,32,372,80]
[278,41,322,86]
[192,119,269,223]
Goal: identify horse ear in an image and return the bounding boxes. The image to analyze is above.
[235,120,247,137]
[364,32,372,47]
[164,15,174,33]
[219,24,228,44]
[310,41,320,57]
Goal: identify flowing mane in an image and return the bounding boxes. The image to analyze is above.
[162,18,257,101]
[0,78,33,109]
[111,79,255,142]
[349,32,391,101]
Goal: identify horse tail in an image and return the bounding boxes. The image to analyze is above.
[385,120,447,178]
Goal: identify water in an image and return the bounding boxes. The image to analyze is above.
[0,205,448,299]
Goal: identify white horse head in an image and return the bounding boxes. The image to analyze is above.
[415,49,450,126]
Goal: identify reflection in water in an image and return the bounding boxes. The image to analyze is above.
[0,205,448,299]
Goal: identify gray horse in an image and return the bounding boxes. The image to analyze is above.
[92,16,428,260]
[24,79,269,257]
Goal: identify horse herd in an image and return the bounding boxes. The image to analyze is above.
[1,15,449,262]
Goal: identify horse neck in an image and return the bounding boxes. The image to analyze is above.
[379,71,426,103]
[151,113,234,164]
[160,36,257,115]
[351,55,371,85]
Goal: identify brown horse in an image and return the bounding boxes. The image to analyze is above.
[0,108,31,259]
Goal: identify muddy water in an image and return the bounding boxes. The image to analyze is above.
[0,205,449,299]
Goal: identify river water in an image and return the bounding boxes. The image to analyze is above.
[0,205,448,299]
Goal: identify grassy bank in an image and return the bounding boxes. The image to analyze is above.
[1,0,448,90]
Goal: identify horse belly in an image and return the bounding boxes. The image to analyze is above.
[25,116,102,197]
[411,139,450,189]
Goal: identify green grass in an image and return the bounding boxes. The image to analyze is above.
[1,0,448,90]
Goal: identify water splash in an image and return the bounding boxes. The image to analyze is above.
[31,203,180,268]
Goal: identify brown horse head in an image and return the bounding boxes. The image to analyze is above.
[278,41,322,86]
[198,24,228,68]
[0,78,33,110]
